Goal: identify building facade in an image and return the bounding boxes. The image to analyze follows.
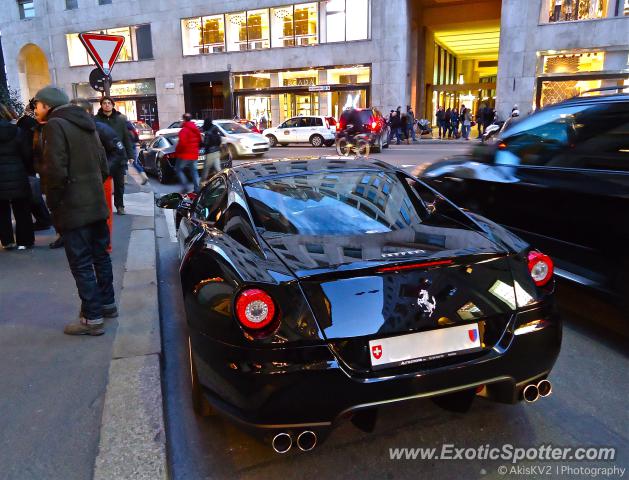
[2,0,411,129]
[1,0,627,128]
[497,0,629,118]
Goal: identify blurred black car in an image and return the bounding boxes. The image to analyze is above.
[418,90,629,308]
[138,133,232,184]
[337,108,390,152]
[156,157,560,452]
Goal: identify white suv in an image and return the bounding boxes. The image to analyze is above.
[263,116,336,147]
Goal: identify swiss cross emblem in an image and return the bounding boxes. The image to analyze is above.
[372,345,383,360]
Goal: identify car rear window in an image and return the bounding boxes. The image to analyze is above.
[245,171,425,236]
[326,117,337,126]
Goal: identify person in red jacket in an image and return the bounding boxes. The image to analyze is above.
[174,113,201,192]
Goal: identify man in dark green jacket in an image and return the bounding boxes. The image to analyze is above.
[34,86,116,336]
[95,96,134,215]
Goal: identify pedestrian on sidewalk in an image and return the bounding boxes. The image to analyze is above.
[461,105,472,140]
[126,120,149,185]
[0,103,35,251]
[74,97,127,250]
[476,104,486,138]
[436,106,446,139]
[95,97,134,215]
[175,113,201,193]
[389,109,402,145]
[201,119,222,183]
[405,106,418,143]
[17,100,53,232]
[451,107,460,139]
[444,107,452,139]
[34,86,116,336]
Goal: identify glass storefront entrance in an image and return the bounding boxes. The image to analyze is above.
[233,65,371,127]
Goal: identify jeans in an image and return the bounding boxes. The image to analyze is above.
[201,150,221,182]
[63,220,114,321]
[462,124,471,139]
[0,197,34,247]
[109,163,126,209]
[438,121,447,138]
[406,125,417,141]
[131,144,145,174]
[175,159,200,192]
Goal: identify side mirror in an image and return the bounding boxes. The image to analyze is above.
[156,192,183,209]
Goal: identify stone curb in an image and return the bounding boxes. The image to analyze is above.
[93,174,167,480]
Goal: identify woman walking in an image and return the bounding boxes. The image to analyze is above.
[0,103,34,250]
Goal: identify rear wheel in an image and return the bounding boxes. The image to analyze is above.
[266,135,278,147]
[156,157,170,184]
[189,337,214,417]
[372,134,383,153]
[336,138,351,156]
[228,144,238,160]
[310,134,324,147]
[356,138,370,157]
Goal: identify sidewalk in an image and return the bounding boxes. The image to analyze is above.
[0,175,165,480]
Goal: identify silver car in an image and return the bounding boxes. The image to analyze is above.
[213,119,270,159]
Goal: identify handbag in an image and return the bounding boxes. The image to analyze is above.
[28,175,42,204]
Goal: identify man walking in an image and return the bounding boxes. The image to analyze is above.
[175,113,201,192]
[34,86,115,336]
[405,106,417,143]
[95,96,134,215]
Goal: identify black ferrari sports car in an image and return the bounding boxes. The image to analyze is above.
[157,157,561,453]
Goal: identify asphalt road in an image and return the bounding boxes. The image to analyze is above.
[151,145,628,480]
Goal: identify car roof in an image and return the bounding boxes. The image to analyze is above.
[232,157,398,185]
[549,92,629,109]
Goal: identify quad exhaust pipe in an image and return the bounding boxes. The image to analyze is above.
[271,430,318,453]
[523,379,553,403]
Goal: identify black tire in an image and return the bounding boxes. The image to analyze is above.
[189,337,214,416]
[356,138,370,157]
[336,138,351,156]
[228,144,238,160]
[372,134,383,153]
[310,134,324,147]
[266,135,278,147]
[324,139,335,147]
[156,157,170,184]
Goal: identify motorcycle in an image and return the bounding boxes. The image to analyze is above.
[481,120,505,144]
[417,118,432,137]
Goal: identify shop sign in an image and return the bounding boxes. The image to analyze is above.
[309,85,331,92]
[74,79,156,98]
[283,78,317,87]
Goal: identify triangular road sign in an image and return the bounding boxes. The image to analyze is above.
[79,32,125,76]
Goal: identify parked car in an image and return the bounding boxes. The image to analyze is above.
[137,133,232,184]
[132,121,155,142]
[337,108,390,152]
[156,119,204,136]
[417,89,629,307]
[263,115,337,147]
[156,156,561,451]
[213,119,270,158]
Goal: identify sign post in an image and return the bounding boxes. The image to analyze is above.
[78,32,125,97]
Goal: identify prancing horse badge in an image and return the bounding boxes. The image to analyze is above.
[417,289,437,316]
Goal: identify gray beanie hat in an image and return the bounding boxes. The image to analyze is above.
[34,86,70,109]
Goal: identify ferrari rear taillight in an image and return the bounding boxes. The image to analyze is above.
[527,251,553,286]
[235,288,277,330]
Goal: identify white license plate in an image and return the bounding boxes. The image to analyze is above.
[369,323,481,370]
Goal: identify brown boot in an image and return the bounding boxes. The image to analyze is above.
[64,318,105,336]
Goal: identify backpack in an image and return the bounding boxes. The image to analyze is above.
[204,126,221,149]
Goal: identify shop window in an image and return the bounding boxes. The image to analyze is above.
[271,6,295,47]
[246,9,270,50]
[226,12,247,52]
[542,52,605,74]
[325,0,370,42]
[294,3,318,46]
[18,0,34,19]
[66,0,78,10]
[233,73,271,90]
[547,0,608,22]
[66,24,152,66]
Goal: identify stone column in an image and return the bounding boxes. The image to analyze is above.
[317,69,329,116]
[270,72,281,126]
